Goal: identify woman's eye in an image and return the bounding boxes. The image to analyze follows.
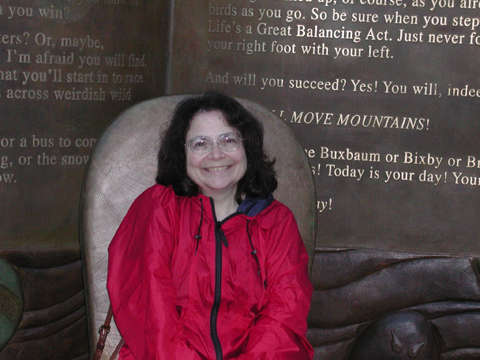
[192,140,208,149]
[225,137,237,144]
[223,133,240,144]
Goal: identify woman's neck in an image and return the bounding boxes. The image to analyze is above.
[210,193,238,221]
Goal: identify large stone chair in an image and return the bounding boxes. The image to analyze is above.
[81,95,316,359]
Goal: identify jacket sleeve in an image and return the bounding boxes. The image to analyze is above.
[238,206,313,360]
[106,187,201,360]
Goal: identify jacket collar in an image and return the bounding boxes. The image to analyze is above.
[237,194,274,217]
[193,193,274,224]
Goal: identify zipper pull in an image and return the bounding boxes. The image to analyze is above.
[194,234,201,254]
[216,224,229,247]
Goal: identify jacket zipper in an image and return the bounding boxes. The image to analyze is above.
[208,198,242,360]
[209,198,224,360]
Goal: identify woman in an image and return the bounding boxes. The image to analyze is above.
[107,92,313,360]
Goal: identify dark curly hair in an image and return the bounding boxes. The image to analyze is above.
[156,91,277,201]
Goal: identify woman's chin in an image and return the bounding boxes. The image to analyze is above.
[199,181,237,197]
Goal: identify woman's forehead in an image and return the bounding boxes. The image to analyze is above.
[186,110,236,137]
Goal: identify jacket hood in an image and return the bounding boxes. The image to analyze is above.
[237,194,274,217]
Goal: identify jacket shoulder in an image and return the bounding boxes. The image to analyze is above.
[256,199,297,229]
[134,184,176,204]
[126,184,178,217]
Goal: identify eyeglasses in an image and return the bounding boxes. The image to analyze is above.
[186,132,243,154]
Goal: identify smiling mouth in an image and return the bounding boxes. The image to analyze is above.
[205,166,230,172]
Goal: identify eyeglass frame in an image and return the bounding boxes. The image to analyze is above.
[185,131,244,155]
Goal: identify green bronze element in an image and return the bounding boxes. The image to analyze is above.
[0,258,23,350]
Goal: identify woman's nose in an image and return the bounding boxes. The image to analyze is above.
[207,143,226,159]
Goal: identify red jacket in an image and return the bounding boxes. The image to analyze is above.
[107,185,313,360]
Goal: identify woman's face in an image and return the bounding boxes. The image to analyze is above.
[185,110,247,200]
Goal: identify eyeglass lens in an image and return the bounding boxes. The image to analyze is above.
[187,132,242,153]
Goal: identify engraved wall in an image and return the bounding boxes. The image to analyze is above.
[170,0,480,255]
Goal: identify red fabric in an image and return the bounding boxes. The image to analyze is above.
[107,185,313,360]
